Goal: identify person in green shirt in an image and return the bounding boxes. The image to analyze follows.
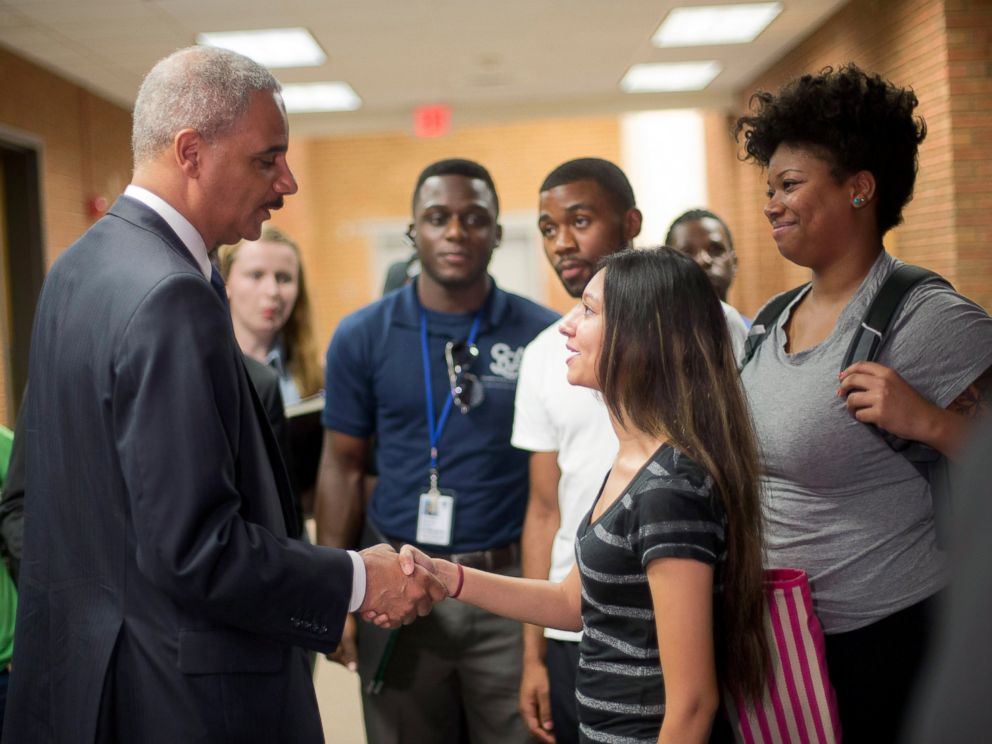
[0,423,18,733]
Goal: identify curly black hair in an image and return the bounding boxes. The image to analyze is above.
[412,158,499,216]
[540,158,636,213]
[665,208,734,250]
[734,64,927,235]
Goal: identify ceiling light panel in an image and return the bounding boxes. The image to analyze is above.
[280,82,361,113]
[620,62,722,93]
[653,3,783,47]
[196,28,326,68]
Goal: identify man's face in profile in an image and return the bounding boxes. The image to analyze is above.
[538,179,636,298]
[197,90,299,248]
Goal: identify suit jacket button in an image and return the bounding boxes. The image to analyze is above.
[321,625,328,634]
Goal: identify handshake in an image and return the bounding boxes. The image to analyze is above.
[356,543,460,629]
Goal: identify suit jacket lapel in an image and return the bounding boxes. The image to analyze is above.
[110,195,301,538]
[240,359,301,537]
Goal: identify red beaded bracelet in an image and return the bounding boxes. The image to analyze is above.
[451,563,465,599]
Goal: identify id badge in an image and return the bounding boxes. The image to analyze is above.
[416,489,455,546]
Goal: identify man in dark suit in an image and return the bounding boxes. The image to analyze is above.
[906,420,992,742]
[3,46,444,744]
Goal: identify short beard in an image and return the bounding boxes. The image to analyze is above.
[560,270,590,299]
[559,237,631,298]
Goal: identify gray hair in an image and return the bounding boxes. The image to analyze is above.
[131,46,281,165]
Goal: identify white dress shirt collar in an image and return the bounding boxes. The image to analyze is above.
[123,184,211,279]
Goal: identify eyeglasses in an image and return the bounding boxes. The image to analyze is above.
[445,340,485,414]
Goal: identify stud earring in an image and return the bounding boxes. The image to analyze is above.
[853,196,865,207]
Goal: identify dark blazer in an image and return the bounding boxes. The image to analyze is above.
[908,420,992,742]
[243,355,288,456]
[4,197,352,743]
[242,354,304,536]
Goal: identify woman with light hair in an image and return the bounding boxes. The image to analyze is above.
[218,225,322,405]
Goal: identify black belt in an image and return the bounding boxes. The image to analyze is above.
[386,539,519,572]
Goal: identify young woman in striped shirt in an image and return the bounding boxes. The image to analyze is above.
[396,248,767,743]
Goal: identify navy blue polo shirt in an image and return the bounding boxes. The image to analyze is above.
[323,278,559,553]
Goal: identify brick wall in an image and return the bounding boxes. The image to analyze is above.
[707,0,992,316]
[0,47,132,266]
[0,46,133,426]
[944,0,992,309]
[270,118,621,352]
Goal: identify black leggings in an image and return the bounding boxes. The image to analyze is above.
[547,639,581,744]
[824,595,939,744]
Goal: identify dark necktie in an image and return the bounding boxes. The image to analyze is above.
[210,266,229,308]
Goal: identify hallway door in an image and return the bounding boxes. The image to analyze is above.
[0,135,44,425]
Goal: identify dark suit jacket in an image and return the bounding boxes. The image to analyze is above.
[242,354,304,536]
[4,196,353,743]
[907,420,992,742]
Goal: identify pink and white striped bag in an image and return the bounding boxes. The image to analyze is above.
[725,568,842,744]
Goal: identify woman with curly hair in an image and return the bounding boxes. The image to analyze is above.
[219,225,323,404]
[735,64,992,741]
[397,248,768,743]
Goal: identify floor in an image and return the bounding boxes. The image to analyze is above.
[304,519,368,743]
[315,654,367,743]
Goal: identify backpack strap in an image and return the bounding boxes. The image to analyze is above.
[841,262,954,545]
[841,263,949,455]
[841,264,946,369]
[740,284,808,368]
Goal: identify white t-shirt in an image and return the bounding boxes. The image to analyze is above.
[721,301,749,364]
[512,303,748,642]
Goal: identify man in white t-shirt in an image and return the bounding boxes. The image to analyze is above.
[512,158,641,744]
[512,161,748,744]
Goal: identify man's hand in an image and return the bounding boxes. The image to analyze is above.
[358,543,447,628]
[326,614,359,671]
[519,654,555,743]
[397,543,437,577]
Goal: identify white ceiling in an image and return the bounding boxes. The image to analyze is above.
[0,0,847,136]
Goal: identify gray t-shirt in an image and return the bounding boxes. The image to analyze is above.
[741,251,992,633]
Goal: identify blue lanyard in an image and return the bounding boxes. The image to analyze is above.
[420,307,483,482]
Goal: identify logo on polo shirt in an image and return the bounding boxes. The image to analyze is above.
[488,343,524,380]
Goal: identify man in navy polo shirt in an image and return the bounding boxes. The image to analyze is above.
[315,158,558,744]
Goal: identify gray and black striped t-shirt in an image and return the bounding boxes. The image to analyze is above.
[575,444,726,744]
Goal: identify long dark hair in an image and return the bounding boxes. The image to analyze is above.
[597,247,767,700]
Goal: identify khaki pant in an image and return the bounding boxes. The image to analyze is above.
[356,565,529,744]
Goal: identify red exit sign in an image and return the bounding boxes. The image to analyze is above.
[413,105,452,138]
